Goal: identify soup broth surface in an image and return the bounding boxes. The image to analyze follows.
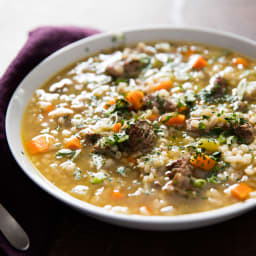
[22,41,256,216]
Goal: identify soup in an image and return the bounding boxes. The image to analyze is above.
[22,41,256,216]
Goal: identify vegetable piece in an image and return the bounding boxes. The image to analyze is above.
[192,56,207,70]
[147,114,159,121]
[233,57,248,67]
[182,49,195,58]
[178,105,188,112]
[128,157,136,164]
[162,114,185,126]
[112,123,122,133]
[91,172,106,184]
[27,135,50,154]
[126,90,144,110]
[41,103,54,114]
[190,154,216,171]
[231,183,253,200]
[193,178,207,188]
[153,80,173,91]
[65,137,82,150]
[198,138,219,152]
[104,99,116,109]
[112,190,124,200]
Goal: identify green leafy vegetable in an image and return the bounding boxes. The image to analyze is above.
[91,172,106,184]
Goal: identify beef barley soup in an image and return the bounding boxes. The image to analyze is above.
[22,41,256,216]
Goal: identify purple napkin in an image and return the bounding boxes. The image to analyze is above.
[0,26,100,256]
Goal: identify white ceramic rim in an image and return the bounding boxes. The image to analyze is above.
[5,25,256,230]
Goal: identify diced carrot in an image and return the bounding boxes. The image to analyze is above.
[233,57,248,67]
[178,106,188,112]
[163,114,185,126]
[192,56,207,70]
[231,183,253,200]
[112,123,122,133]
[190,154,216,171]
[41,103,54,114]
[147,114,159,121]
[182,49,195,58]
[65,137,82,150]
[104,99,116,109]
[128,157,137,164]
[27,135,50,154]
[112,190,124,200]
[153,80,173,91]
[126,90,144,110]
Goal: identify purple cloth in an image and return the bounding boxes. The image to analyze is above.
[0,26,100,256]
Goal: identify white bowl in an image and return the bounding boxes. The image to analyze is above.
[6,26,256,230]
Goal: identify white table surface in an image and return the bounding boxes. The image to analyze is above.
[1,0,256,77]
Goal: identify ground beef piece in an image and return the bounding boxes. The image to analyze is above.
[106,58,143,78]
[124,120,156,153]
[163,156,195,194]
[123,59,143,77]
[204,76,228,100]
[211,76,228,97]
[85,133,101,145]
[144,95,177,113]
[106,62,124,77]
[233,123,254,144]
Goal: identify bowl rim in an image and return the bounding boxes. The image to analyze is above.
[5,25,256,229]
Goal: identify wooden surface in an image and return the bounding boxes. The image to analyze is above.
[1,1,256,255]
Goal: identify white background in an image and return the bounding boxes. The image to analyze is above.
[1,0,256,76]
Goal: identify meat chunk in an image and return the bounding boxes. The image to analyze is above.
[163,156,195,194]
[124,120,156,153]
[85,133,101,145]
[233,123,254,144]
[106,62,124,77]
[106,58,143,78]
[93,121,156,155]
[123,59,143,77]
[210,76,228,97]
[144,95,177,113]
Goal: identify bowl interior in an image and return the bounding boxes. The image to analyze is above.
[5,26,256,230]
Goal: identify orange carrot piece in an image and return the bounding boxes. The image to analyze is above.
[190,154,216,171]
[112,190,124,200]
[147,114,159,121]
[178,106,188,112]
[27,136,50,154]
[126,90,144,110]
[231,183,253,200]
[128,157,137,164]
[233,57,248,67]
[41,103,54,114]
[153,80,173,91]
[104,99,116,109]
[182,49,195,58]
[163,114,185,126]
[65,137,82,150]
[112,123,122,133]
[192,56,207,70]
